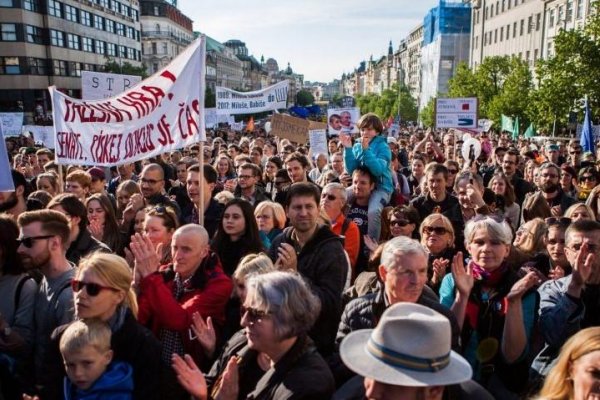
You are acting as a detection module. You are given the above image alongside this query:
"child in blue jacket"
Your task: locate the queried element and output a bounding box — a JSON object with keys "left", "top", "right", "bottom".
{"left": 60, "top": 319, "right": 133, "bottom": 400}
{"left": 342, "top": 113, "right": 393, "bottom": 241}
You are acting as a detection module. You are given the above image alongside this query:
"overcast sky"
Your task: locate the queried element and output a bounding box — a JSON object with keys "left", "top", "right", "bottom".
{"left": 177, "top": 0, "right": 440, "bottom": 83}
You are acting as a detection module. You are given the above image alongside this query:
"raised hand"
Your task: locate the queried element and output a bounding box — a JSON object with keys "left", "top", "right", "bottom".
{"left": 129, "top": 233, "right": 161, "bottom": 279}
{"left": 88, "top": 219, "right": 104, "bottom": 240}
{"left": 571, "top": 242, "right": 595, "bottom": 288}
{"left": 276, "top": 243, "right": 297, "bottom": 272}
{"left": 172, "top": 354, "right": 207, "bottom": 400}
{"left": 506, "top": 271, "right": 540, "bottom": 303}
{"left": 191, "top": 312, "right": 216, "bottom": 359}
{"left": 339, "top": 133, "right": 352, "bottom": 148}
{"left": 363, "top": 235, "right": 378, "bottom": 253}
{"left": 451, "top": 252, "right": 474, "bottom": 296}
{"left": 214, "top": 357, "right": 240, "bottom": 400}
{"left": 431, "top": 258, "right": 450, "bottom": 285}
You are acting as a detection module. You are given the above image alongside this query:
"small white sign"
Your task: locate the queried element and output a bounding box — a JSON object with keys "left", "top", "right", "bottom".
{"left": 435, "top": 97, "right": 478, "bottom": 129}
{"left": 81, "top": 71, "right": 142, "bottom": 100}
{"left": 0, "top": 112, "right": 24, "bottom": 136}
{"left": 309, "top": 129, "right": 328, "bottom": 157}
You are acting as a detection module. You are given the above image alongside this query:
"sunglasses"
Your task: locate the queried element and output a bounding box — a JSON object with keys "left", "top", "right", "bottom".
{"left": 321, "top": 193, "right": 337, "bottom": 201}
{"left": 545, "top": 217, "right": 572, "bottom": 226}
{"left": 390, "top": 219, "right": 410, "bottom": 227}
{"left": 448, "top": 169, "right": 458, "bottom": 174}
{"left": 422, "top": 226, "right": 448, "bottom": 235}
{"left": 241, "top": 306, "right": 270, "bottom": 324}
{"left": 71, "top": 280, "right": 118, "bottom": 297}
{"left": 17, "top": 235, "right": 55, "bottom": 248}
{"left": 570, "top": 151, "right": 582, "bottom": 155}
{"left": 581, "top": 175, "right": 596, "bottom": 182}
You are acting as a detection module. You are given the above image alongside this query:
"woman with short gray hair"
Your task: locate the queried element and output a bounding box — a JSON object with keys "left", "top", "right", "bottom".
{"left": 172, "top": 271, "right": 335, "bottom": 400}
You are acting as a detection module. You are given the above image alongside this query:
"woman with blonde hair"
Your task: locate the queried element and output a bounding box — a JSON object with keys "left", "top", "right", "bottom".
{"left": 514, "top": 217, "right": 547, "bottom": 258}
{"left": 565, "top": 202, "right": 595, "bottom": 222}
{"left": 534, "top": 327, "right": 600, "bottom": 400}
{"left": 40, "top": 252, "right": 162, "bottom": 400}
{"left": 419, "top": 213, "right": 456, "bottom": 292}
{"left": 254, "top": 201, "right": 286, "bottom": 250}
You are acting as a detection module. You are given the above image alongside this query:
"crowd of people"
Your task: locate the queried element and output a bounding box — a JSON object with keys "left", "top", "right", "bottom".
{"left": 1, "top": 112, "right": 600, "bottom": 399}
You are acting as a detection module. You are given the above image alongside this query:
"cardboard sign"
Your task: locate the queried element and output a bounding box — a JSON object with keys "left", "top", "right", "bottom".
{"left": 271, "top": 114, "right": 326, "bottom": 144}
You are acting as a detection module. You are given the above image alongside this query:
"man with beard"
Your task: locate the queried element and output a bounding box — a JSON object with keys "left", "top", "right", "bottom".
{"left": 0, "top": 170, "right": 28, "bottom": 220}
{"left": 17, "top": 209, "right": 75, "bottom": 386}
{"left": 535, "top": 162, "right": 577, "bottom": 216}
{"left": 139, "top": 163, "right": 181, "bottom": 222}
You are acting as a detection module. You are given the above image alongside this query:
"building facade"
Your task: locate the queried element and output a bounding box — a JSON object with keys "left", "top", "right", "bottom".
{"left": 0, "top": 0, "right": 142, "bottom": 116}
{"left": 140, "top": 0, "right": 193, "bottom": 75}
{"left": 224, "top": 39, "right": 264, "bottom": 91}
{"left": 543, "top": 0, "right": 592, "bottom": 58}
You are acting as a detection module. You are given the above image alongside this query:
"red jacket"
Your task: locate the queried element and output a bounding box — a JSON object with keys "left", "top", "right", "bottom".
{"left": 138, "top": 251, "right": 233, "bottom": 364}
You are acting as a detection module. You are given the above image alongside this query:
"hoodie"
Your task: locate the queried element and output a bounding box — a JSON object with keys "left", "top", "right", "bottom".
{"left": 344, "top": 135, "right": 393, "bottom": 194}
{"left": 63, "top": 361, "right": 133, "bottom": 400}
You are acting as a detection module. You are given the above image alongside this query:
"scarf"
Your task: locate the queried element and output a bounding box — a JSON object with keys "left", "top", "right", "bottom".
{"left": 159, "top": 273, "right": 185, "bottom": 365}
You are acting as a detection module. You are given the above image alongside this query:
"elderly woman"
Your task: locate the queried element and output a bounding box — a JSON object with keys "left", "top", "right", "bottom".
{"left": 419, "top": 214, "right": 457, "bottom": 292}
{"left": 172, "top": 271, "right": 335, "bottom": 400}
{"left": 514, "top": 218, "right": 547, "bottom": 259}
{"left": 440, "top": 216, "right": 539, "bottom": 396}
{"left": 565, "top": 202, "right": 595, "bottom": 222}
{"left": 254, "top": 201, "right": 286, "bottom": 251}
{"left": 534, "top": 327, "right": 600, "bottom": 400}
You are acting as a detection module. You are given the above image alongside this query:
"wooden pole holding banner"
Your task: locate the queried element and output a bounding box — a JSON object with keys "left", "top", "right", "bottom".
{"left": 197, "top": 34, "right": 206, "bottom": 227}
{"left": 198, "top": 142, "right": 204, "bottom": 226}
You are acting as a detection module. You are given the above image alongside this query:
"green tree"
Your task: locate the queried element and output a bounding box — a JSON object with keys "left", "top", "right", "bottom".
{"left": 296, "top": 90, "right": 315, "bottom": 106}
{"left": 355, "top": 84, "right": 418, "bottom": 122}
{"left": 103, "top": 58, "right": 148, "bottom": 78}
{"left": 420, "top": 97, "right": 436, "bottom": 128}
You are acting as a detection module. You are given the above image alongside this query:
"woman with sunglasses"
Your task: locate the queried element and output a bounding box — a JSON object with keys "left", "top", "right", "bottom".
{"left": 444, "top": 160, "right": 460, "bottom": 194}
{"left": 0, "top": 215, "right": 37, "bottom": 399}
{"left": 86, "top": 193, "right": 123, "bottom": 255}
{"left": 41, "top": 252, "right": 162, "bottom": 400}
{"left": 212, "top": 199, "right": 264, "bottom": 276}
{"left": 172, "top": 271, "right": 335, "bottom": 400}
{"left": 419, "top": 214, "right": 457, "bottom": 292}
{"left": 440, "top": 216, "right": 539, "bottom": 397}
{"left": 387, "top": 205, "right": 420, "bottom": 240}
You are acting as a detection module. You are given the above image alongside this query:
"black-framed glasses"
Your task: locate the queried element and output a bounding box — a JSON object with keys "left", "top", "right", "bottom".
{"left": 390, "top": 219, "right": 410, "bottom": 227}
{"left": 422, "top": 226, "right": 448, "bottom": 235}
{"left": 71, "top": 280, "right": 118, "bottom": 297}
{"left": 241, "top": 306, "right": 270, "bottom": 324}
{"left": 581, "top": 175, "right": 597, "bottom": 182}
{"left": 141, "top": 178, "right": 163, "bottom": 185}
{"left": 545, "top": 217, "right": 572, "bottom": 226}
{"left": 17, "top": 235, "right": 55, "bottom": 248}
{"left": 238, "top": 175, "right": 254, "bottom": 180}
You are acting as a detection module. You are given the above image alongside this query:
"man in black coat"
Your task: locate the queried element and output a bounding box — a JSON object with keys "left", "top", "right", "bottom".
{"left": 269, "top": 183, "right": 348, "bottom": 357}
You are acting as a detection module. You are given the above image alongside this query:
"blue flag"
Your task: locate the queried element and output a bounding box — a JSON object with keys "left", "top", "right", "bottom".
{"left": 581, "top": 96, "right": 595, "bottom": 153}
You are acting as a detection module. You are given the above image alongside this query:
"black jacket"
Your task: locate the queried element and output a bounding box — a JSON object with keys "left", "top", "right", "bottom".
{"left": 510, "top": 175, "right": 535, "bottom": 206}
{"left": 331, "top": 285, "right": 461, "bottom": 386}
{"left": 233, "top": 184, "right": 271, "bottom": 207}
{"left": 411, "top": 193, "right": 465, "bottom": 251}
{"left": 40, "top": 308, "right": 162, "bottom": 400}
{"left": 66, "top": 228, "right": 111, "bottom": 265}
{"left": 207, "top": 331, "right": 334, "bottom": 400}
{"left": 269, "top": 226, "right": 348, "bottom": 356}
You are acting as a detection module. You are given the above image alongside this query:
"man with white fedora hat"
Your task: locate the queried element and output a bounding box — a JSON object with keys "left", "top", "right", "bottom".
{"left": 340, "top": 302, "right": 492, "bottom": 400}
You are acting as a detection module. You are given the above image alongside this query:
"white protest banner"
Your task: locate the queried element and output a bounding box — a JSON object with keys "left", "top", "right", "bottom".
{"left": 205, "top": 108, "right": 234, "bottom": 128}
{"left": 309, "top": 129, "right": 328, "bottom": 157}
{"left": 216, "top": 80, "right": 288, "bottom": 115}
{"left": 327, "top": 107, "right": 360, "bottom": 135}
{"left": 50, "top": 37, "right": 206, "bottom": 166}
{"left": 22, "top": 125, "right": 55, "bottom": 148}
{"left": 0, "top": 113, "right": 24, "bottom": 136}
{"left": 230, "top": 122, "right": 244, "bottom": 131}
{"left": 0, "top": 125, "right": 13, "bottom": 191}
{"left": 82, "top": 71, "right": 142, "bottom": 100}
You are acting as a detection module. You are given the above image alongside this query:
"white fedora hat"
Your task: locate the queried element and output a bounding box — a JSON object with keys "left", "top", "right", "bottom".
{"left": 340, "top": 302, "right": 472, "bottom": 387}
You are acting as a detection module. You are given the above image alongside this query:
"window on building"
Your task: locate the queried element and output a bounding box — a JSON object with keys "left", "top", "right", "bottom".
{"left": 53, "top": 59, "right": 67, "bottom": 76}
{"left": 107, "top": 42, "right": 116, "bottom": 56}
{"left": 48, "top": 0, "right": 62, "bottom": 17}
{"left": 567, "top": 0, "right": 573, "bottom": 21}
{"left": 547, "top": 42, "right": 553, "bottom": 57}
{"left": 151, "top": 42, "right": 157, "bottom": 54}
{"left": 23, "top": 0, "right": 38, "bottom": 12}
{"left": 506, "top": 24, "right": 510, "bottom": 38}
{"left": 100, "top": 0, "right": 108, "bottom": 7}
{"left": 490, "top": 3, "right": 494, "bottom": 17}
{"left": 127, "top": 47, "right": 134, "bottom": 59}
{"left": 115, "top": 23, "right": 124, "bottom": 35}
{"left": 95, "top": 39, "right": 105, "bottom": 54}
{"left": 513, "top": 21, "right": 517, "bottom": 37}
{"left": 94, "top": 15, "right": 104, "bottom": 30}
{"left": 475, "top": 35, "right": 479, "bottom": 49}
{"left": 502, "top": 0, "right": 505, "bottom": 12}
{"left": 80, "top": 10, "right": 91, "bottom": 26}
{"left": 155, "top": 23, "right": 160, "bottom": 32}
{"left": 162, "top": 42, "right": 167, "bottom": 54}
{"left": 558, "top": 5, "right": 564, "bottom": 22}
{"left": 28, "top": 57, "right": 47, "bottom": 74}
{"left": 526, "top": 50, "right": 530, "bottom": 63}
{"left": 549, "top": 8, "right": 555, "bottom": 27}
{"left": 494, "top": 29, "right": 498, "bottom": 43}
{"left": 534, "top": 49, "right": 539, "bottom": 61}
{"left": 118, "top": 45, "right": 126, "bottom": 58}
{"left": 65, "top": 5, "right": 77, "bottom": 22}
{"left": 0, "top": 0, "right": 14, "bottom": 7}
{"left": 50, "top": 29, "right": 64, "bottom": 46}
{"left": 536, "top": 13, "right": 541, "bottom": 30}
{"left": 500, "top": 26, "right": 504, "bottom": 41}
{"left": 69, "top": 61, "right": 81, "bottom": 77}
{"left": 26, "top": 25, "right": 43, "bottom": 44}
{"left": 67, "top": 33, "right": 80, "bottom": 50}
{"left": 82, "top": 37, "right": 93, "bottom": 52}
{"left": 577, "top": 0, "right": 584, "bottom": 19}
{"left": 520, "top": 19, "right": 524, "bottom": 35}
{"left": 0, "top": 57, "right": 20, "bottom": 74}
{"left": 483, "top": 32, "right": 487, "bottom": 46}
{"left": 110, "top": 0, "right": 118, "bottom": 12}
{"left": 527, "top": 16, "right": 532, "bottom": 33}
{"left": 508, "top": 0, "right": 511, "bottom": 9}
{"left": 153, "top": 62, "right": 158, "bottom": 73}
{"left": 106, "top": 19, "right": 114, "bottom": 33}
{"left": 1, "top": 24, "right": 16, "bottom": 41}
{"left": 132, "top": 9, "right": 138, "bottom": 21}
{"left": 126, "top": 26, "right": 134, "bottom": 38}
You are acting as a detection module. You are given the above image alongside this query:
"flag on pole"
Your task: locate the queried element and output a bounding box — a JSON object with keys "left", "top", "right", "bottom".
{"left": 512, "top": 116, "right": 520, "bottom": 140}
{"left": 386, "top": 116, "right": 394, "bottom": 128}
{"left": 246, "top": 116, "right": 255, "bottom": 132}
{"left": 501, "top": 115, "right": 514, "bottom": 132}
{"left": 581, "top": 96, "right": 595, "bottom": 153}
{"left": 524, "top": 123, "right": 535, "bottom": 138}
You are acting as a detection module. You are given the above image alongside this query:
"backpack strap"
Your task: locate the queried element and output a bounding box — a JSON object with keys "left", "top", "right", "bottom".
{"left": 12, "top": 275, "right": 30, "bottom": 323}
{"left": 341, "top": 217, "right": 351, "bottom": 236}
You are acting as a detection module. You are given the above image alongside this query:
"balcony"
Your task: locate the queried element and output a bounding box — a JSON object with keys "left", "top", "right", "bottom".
{"left": 141, "top": 31, "right": 191, "bottom": 45}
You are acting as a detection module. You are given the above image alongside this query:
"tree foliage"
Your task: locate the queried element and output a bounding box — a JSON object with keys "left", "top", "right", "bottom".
{"left": 103, "top": 58, "right": 148, "bottom": 78}
{"left": 355, "top": 84, "right": 418, "bottom": 122}
{"left": 296, "top": 90, "right": 315, "bottom": 106}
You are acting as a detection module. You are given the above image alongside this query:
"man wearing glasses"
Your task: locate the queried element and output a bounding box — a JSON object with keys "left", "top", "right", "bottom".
{"left": 533, "top": 219, "right": 600, "bottom": 382}
{"left": 139, "top": 163, "right": 182, "bottom": 222}
{"left": 231, "top": 163, "right": 270, "bottom": 207}
{"left": 16, "top": 210, "right": 75, "bottom": 388}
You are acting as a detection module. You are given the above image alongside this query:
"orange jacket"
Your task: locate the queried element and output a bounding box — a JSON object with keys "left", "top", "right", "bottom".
{"left": 330, "top": 213, "right": 360, "bottom": 275}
